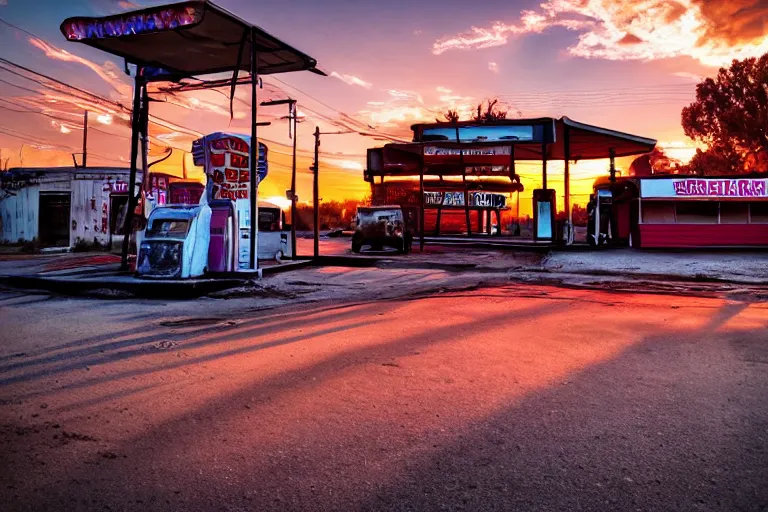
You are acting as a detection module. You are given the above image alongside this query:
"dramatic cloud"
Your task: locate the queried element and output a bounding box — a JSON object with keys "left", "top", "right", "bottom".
{"left": 334, "top": 159, "right": 364, "bottom": 171}
{"left": 432, "top": 0, "right": 768, "bottom": 67}
{"left": 386, "top": 89, "right": 424, "bottom": 104}
{"left": 356, "top": 86, "right": 476, "bottom": 132}
{"left": 672, "top": 71, "right": 704, "bottom": 81}
{"left": 0, "top": 1, "right": 8, "bottom": 6}
{"left": 488, "top": 61, "right": 499, "bottom": 73}
{"left": 28, "top": 37, "right": 132, "bottom": 97}
{"left": 330, "top": 71, "right": 373, "bottom": 89}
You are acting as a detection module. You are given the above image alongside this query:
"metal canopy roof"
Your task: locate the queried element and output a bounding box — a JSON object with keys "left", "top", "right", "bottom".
{"left": 60, "top": 0, "right": 324, "bottom": 78}
{"left": 408, "top": 117, "right": 656, "bottom": 159}
{"left": 369, "top": 117, "right": 657, "bottom": 177}
{"left": 555, "top": 117, "right": 657, "bottom": 160}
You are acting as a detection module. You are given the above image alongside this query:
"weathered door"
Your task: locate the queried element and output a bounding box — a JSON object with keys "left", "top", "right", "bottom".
{"left": 38, "top": 192, "right": 70, "bottom": 247}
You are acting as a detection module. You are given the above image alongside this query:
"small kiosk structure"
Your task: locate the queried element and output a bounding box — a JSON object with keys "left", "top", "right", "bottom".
{"left": 366, "top": 117, "right": 656, "bottom": 249}
{"left": 629, "top": 175, "right": 768, "bottom": 247}
{"left": 60, "top": 0, "right": 324, "bottom": 273}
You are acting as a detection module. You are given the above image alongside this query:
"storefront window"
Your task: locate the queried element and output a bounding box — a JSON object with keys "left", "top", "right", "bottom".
{"left": 421, "top": 124, "right": 537, "bottom": 143}
{"left": 675, "top": 202, "right": 718, "bottom": 224}
{"left": 642, "top": 202, "right": 675, "bottom": 223}
{"left": 720, "top": 202, "right": 749, "bottom": 224}
{"left": 750, "top": 202, "right": 768, "bottom": 223}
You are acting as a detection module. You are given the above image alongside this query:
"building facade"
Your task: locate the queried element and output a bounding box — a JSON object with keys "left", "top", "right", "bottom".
{"left": 0, "top": 167, "right": 141, "bottom": 249}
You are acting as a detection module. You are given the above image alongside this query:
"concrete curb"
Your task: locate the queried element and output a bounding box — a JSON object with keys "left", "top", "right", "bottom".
{"left": 0, "top": 260, "right": 314, "bottom": 299}
{"left": 0, "top": 274, "right": 246, "bottom": 299}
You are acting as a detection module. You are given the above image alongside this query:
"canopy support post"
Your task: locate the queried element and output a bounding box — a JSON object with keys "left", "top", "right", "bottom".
{"left": 541, "top": 132, "right": 548, "bottom": 190}
{"left": 564, "top": 124, "right": 572, "bottom": 245}
{"left": 609, "top": 148, "right": 616, "bottom": 183}
{"left": 120, "top": 71, "right": 144, "bottom": 271}
{"left": 419, "top": 148, "right": 424, "bottom": 252}
{"left": 455, "top": 126, "right": 471, "bottom": 236}
{"left": 249, "top": 30, "right": 258, "bottom": 271}
{"left": 290, "top": 101, "right": 298, "bottom": 258}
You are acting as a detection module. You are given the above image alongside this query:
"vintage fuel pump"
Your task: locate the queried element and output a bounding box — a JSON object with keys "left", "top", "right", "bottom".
{"left": 532, "top": 189, "right": 557, "bottom": 242}
{"left": 587, "top": 189, "right": 613, "bottom": 247}
{"left": 136, "top": 132, "right": 270, "bottom": 278}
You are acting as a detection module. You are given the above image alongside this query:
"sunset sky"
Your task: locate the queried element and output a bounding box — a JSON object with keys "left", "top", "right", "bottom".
{"left": 1, "top": 0, "right": 767, "bottom": 213}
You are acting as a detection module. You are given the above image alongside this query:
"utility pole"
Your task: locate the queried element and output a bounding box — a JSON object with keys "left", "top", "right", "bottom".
{"left": 313, "top": 126, "right": 320, "bottom": 258}
{"left": 82, "top": 110, "right": 88, "bottom": 168}
{"left": 310, "top": 128, "right": 351, "bottom": 259}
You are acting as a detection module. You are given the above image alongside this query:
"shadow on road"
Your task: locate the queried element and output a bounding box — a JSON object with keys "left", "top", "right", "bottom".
{"left": 2, "top": 290, "right": 767, "bottom": 511}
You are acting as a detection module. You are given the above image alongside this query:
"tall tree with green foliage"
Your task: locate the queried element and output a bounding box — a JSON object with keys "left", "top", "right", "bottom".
{"left": 681, "top": 53, "right": 768, "bottom": 174}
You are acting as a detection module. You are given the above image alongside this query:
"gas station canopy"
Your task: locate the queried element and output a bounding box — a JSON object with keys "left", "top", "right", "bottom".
{"left": 554, "top": 117, "right": 657, "bottom": 160}
{"left": 60, "top": 0, "right": 324, "bottom": 77}
{"left": 369, "top": 117, "right": 656, "bottom": 178}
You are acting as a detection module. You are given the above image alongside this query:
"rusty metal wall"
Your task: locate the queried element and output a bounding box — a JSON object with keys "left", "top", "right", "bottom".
{"left": 0, "top": 186, "right": 39, "bottom": 243}
{"left": 70, "top": 176, "right": 113, "bottom": 247}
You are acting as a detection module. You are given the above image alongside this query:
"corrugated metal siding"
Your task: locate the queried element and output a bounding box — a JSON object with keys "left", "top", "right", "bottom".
{"left": 639, "top": 224, "right": 768, "bottom": 247}
{"left": 70, "top": 178, "right": 112, "bottom": 247}
{"left": 0, "top": 186, "right": 39, "bottom": 243}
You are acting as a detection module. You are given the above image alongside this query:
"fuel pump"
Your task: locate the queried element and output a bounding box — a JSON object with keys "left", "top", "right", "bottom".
{"left": 587, "top": 189, "right": 613, "bottom": 247}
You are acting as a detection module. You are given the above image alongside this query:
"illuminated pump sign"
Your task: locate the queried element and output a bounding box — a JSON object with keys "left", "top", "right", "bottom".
{"left": 424, "top": 191, "right": 507, "bottom": 209}
{"left": 62, "top": 5, "right": 201, "bottom": 40}
{"left": 192, "top": 133, "right": 268, "bottom": 201}
{"left": 641, "top": 178, "right": 768, "bottom": 199}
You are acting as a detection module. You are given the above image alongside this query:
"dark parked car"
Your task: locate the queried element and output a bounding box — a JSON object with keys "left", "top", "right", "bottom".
{"left": 352, "top": 206, "right": 412, "bottom": 254}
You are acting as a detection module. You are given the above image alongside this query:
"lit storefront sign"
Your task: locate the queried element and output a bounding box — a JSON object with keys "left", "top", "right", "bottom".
{"left": 62, "top": 5, "right": 202, "bottom": 41}
{"left": 424, "top": 191, "right": 507, "bottom": 208}
{"left": 641, "top": 178, "right": 768, "bottom": 198}
{"left": 424, "top": 146, "right": 512, "bottom": 175}
{"left": 111, "top": 181, "right": 129, "bottom": 193}
{"left": 471, "top": 192, "right": 506, "bottom": 208}
{"left": 423, "top": 146, "right": 512, "bottom": 157}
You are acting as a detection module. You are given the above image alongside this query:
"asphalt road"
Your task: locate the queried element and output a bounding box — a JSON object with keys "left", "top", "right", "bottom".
{"left": 1, "top": 283, "right": 767, "bottom": 511}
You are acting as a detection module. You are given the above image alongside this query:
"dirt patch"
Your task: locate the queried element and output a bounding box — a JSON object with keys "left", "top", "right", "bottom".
{"left": 207, "top": 283, "right": 308, "bottom": 299}
{"left": 160, "top": 317, "right": 225, "bottom": 328}
{"left": 62, "top": 431, "right": 98, "bottom": 442}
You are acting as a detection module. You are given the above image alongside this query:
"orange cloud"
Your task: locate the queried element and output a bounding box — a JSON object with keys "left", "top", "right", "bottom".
{"left": 27, "top": 37, "right": 131, "bottom": 97}
{"left": 330, "top": 72, "right": 373, "bottom": 89}
{"left": 432, "top": 0, "right": 768, "bottom": 67}
{"left": 356, "top": 86, "right": 480, "bottom": 133}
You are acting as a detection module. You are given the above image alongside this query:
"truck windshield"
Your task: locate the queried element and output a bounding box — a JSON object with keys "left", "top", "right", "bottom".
{"left": 358, "top": 211, "right": 399, "bottom": 225}
{"left": 146, "top": 219, "right": 190, "bottom": 238}
{"left": 259, "top": 209, "right": 281, "bottom": 231}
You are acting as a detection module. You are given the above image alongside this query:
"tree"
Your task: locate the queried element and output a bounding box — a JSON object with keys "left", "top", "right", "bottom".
{"left": 437, "top": 109, "right": 460, "bottom": 123}
{"left": 472, "top": 99, "right": 507, "bottom": 123}
{"left": 684, "top": 144, "right": 745, "bottom": 176}
{"left": 628, "top": 146, "right": 683, "bottom": 176}
{"left": 681, "top": 53, "right": 768, "bottom": 175}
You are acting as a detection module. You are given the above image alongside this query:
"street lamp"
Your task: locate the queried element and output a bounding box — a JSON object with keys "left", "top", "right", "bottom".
{"left": 261, "top": 98, "right": 298, "bottom": 258}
